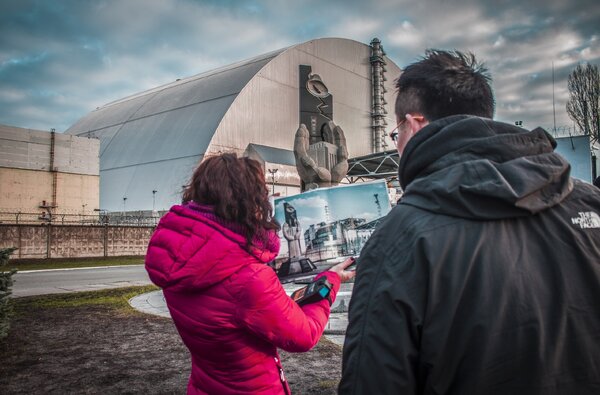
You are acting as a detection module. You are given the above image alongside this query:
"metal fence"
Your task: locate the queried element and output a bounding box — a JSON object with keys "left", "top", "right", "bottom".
{"left": 0, "top": 222, "right": 156, "bottom": 259}
{"left": 0, "top": 211, "right": 164, "bottom": 226}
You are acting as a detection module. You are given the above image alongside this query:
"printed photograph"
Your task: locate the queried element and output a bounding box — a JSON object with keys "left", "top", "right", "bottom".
{"left": 273, "top": 180, "right": 391, "bottom": 282}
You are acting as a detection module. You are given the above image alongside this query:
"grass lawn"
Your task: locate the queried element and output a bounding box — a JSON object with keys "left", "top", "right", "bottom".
{"left": 5, "top": 255, "right": 144, "bottom": 271}
{"left": 12, "top": 284, "right": 159, "bottom": 313}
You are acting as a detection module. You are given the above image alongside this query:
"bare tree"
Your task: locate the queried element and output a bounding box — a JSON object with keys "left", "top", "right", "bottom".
{"left": 566, "top": 63, "right": 600, "bottom": 144}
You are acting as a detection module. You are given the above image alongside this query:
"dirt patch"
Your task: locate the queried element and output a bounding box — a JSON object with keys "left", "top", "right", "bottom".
{"left": 0, "top": 296, "right": 343, "bottom": 394}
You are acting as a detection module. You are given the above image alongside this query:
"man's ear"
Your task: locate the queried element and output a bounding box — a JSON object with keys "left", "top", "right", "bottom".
{"left": 395, "top": 113, "right": 430, "bottom": 156}
{"left": 406, "top": 113, "right": 428, "bottom": 134}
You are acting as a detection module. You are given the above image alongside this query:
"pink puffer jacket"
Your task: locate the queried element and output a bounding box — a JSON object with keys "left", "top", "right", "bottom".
{"left": 145, "top": 203, "right": 340, "bottom": 394}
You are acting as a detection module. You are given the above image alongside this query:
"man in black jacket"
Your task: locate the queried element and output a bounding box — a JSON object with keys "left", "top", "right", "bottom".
{"left": 339, "top": 50, "right": 600, "bottom": 394}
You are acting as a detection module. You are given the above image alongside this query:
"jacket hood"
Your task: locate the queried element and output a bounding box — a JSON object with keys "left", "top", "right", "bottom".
{"left": 145, "top": 204, "right": 280, "bottom": 292}
{"left": 398, "top": 115, "right": 573, "bottom": 220}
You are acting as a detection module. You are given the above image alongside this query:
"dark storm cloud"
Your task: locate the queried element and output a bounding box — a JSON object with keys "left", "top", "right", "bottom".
{"left": 0, "top": 0, "right": 598, "bottom": 132}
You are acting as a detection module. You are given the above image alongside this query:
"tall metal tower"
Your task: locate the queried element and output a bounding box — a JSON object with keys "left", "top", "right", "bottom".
{"left": 370, "top": 38, "right": 388, "bottom": 152}
{"left": 374, "top": 193, "right": 382, "bottom": 218}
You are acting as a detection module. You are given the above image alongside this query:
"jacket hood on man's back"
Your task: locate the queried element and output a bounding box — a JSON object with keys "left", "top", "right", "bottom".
{"left": 145, "top": 205, "right": 279, "bottom": 292}
{"left": 398, "top": 115, "right": 574, "bottom": 220}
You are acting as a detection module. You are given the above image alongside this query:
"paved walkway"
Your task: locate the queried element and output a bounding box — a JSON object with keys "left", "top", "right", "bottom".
{"left": 129, "top": 282, "right": 352, "bottom": 346}
{"left": 12, "top": 265, "right": 151, "bottom": 298}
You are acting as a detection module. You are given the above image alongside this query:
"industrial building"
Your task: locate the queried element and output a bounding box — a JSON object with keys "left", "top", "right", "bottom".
{"left": 65, "top": 37, "right": 400, "bottom": 212}
{"left": 0, "top": 124, "right": 99, "bottom": 222}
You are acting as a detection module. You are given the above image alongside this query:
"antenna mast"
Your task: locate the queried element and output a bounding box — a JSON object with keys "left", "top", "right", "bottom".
{"left": 552, "top": 62, "right": 557, "bottom": 132}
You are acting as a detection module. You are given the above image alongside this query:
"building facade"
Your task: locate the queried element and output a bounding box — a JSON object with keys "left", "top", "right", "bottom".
{"left": 0, "top": 124, "right": 99, "bottom": 221}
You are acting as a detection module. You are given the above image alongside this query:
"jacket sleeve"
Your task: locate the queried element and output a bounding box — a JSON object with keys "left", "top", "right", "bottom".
{"left": 235, "top": 267, "right": 341, "bottom": 352}
{"left": 339, "top": 220, "right": 427, "bottom": 395}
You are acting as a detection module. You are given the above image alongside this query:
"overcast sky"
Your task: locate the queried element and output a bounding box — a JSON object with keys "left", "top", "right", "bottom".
{"left": 0, "top": 0, "right": 598, "bottom": 134}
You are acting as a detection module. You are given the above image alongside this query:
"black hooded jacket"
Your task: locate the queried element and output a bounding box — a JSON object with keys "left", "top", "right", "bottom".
{"left": 339, "top": 116, "right": 600, "bottom": 395}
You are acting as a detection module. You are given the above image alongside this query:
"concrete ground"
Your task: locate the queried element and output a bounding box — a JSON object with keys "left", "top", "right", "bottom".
{"left": 12, "top": 265, "right": 151, "bottom": 297}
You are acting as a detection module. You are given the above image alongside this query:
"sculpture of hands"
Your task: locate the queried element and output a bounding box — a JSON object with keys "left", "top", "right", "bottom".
{"left": 282, "top": 220, "right": 303, "bottom": 259}
{"left": 294, "top": 121, "right": 349, "bottom": 190}
{"left": 282, "top": 221, "right": 301, "bottom": 241}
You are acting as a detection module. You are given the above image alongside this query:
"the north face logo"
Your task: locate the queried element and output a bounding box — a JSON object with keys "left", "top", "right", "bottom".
{"left": 571, "top": 212, "right": 600, "bottom": 229}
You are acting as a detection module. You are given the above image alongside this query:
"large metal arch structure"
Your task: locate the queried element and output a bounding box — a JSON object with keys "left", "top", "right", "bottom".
{"left": 66, "top": 38, "right": 400, "bottom": 212}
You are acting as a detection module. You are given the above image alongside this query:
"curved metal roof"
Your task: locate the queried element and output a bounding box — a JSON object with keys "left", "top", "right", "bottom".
{"left": 65, "top": 38, "right": 400, "bottom": 212}
{"left": 65, "top": 48, "right": 286, "bottom": 211}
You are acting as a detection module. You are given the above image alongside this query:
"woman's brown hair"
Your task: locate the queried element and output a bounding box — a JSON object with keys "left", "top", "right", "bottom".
{"left": 182, "top": 153, "right": 280, "bottom": 245}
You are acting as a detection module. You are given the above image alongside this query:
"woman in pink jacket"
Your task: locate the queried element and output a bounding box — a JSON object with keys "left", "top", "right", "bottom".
{"left": 145, "top": 153, "right": 355, "bottom": 394}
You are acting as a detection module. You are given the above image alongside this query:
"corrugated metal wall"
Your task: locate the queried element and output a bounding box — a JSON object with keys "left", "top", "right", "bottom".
{"left": 210, "top": 38, "right": 399, "bottom": 159}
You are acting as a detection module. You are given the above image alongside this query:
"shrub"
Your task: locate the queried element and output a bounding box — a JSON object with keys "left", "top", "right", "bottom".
{"left": 0, "top": 247, "right": 18, "bottom": 339}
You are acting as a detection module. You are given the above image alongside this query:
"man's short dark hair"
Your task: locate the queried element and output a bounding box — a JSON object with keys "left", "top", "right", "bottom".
{"left": 395, "top": 49, "right": 495, "bottom": 121}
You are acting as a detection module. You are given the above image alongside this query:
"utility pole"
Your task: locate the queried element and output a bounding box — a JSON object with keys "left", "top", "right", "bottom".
{"left": 552, "top": 61, "right": 557, "bottom": 133}
{"left": 268, "top": 169, "right": 278, "bottom": 195}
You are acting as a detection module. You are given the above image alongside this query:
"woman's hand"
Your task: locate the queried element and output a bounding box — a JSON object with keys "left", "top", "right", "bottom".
{"left": 328, "top": 257, "right": 357, "bottom": 283}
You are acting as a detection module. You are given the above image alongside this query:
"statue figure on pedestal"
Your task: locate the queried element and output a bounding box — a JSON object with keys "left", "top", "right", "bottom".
{"left": 282, "top": 202, "right": 302, "bottom": 258}
{"left": 294, "top": 65, "right": 349, "bottom": 191}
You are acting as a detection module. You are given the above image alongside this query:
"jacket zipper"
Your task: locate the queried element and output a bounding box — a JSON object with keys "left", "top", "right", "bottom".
{"left": 275, "top": 357, "right": 290, "bottom": 395}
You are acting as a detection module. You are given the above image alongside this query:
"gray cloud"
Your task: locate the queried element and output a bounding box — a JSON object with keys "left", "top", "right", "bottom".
{"left": 0, "top": 0, "right": 598, "bottom": 133}
{"left": 372, "top": 0, "right": 599, "bottom": 130}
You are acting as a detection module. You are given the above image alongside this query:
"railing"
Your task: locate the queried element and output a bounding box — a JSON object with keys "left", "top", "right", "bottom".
{"left": 0, "top": 211, "right": 164, "bottom": 226}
